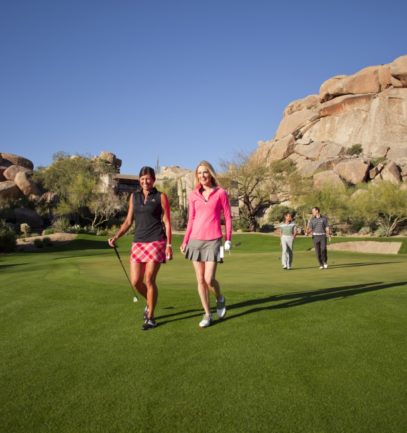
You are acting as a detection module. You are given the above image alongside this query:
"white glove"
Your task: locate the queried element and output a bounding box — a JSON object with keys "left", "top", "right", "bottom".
{"left": 224, "top": 240, "right": 232, "bottom": 251}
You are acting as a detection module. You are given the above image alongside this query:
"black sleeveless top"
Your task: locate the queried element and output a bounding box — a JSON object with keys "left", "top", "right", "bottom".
{"left": 133, "top": 188, "right": 166, "bottom": 242}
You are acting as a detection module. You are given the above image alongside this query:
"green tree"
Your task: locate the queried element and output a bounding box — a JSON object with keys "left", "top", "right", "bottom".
{"left": 350, "top": 182, "right": 407, "bottom": 236}
{"left": 221, "top": 153, "right": 275, "bottom": 232}
{"left": 88, "top": 189, "right": 128, "bottom": 229}
{"left": 33, "top": 154, "right": 118, "bottom": 226}
{"left": 293, "top": 184, "right": 350, "bottom": 232}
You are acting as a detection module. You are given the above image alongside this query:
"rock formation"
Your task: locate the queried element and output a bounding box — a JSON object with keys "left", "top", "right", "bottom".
{"left": 0, "top": 153, "right": 38, "bottom": 201}
{"left": 255, "top": 55, "right": 407, "bottom": 188}
{"left": 97, "top": 151, "right": 122, "bottom": 172}
{"left": 0, "top": 153, "right": 44, "bottom": 229}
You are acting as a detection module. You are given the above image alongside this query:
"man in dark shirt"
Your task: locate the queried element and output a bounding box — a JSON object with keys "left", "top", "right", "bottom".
{"left": 307, "top": 207, "right": 331, "bottom": 269}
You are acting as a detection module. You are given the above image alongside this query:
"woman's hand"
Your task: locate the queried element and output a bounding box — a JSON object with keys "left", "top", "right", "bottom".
{"left": 166, "top": 245, "right": 173, "bottom": 261}
{"left": 108, "top": 236, "right": 117, "bottom": 248}
{"left": 180, "top": 243, "right": 186, "bottom": 254}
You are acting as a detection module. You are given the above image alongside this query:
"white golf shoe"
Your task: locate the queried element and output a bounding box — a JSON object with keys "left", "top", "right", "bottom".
{"left": 199, "top": 314, "right": 213, "bottom": 328}
{"left": 216, "top": 296, "right": 226, "bottom": 319}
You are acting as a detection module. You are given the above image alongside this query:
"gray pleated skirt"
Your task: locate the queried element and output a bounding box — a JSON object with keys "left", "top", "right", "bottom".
{"left": 184, "top": 238, "right": 222, "bottom": 262}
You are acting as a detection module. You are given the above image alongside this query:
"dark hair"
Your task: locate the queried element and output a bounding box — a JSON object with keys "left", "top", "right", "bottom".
{"left": 139, "top": 166, "right": 156, "bottom": 180}
{"left": 312, "top": 206, "right": 320, "bottom": 212}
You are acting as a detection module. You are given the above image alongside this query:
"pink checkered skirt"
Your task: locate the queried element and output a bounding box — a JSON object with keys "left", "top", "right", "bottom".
{"left": 130, "top": 240, "right": 166, "bottom": 263}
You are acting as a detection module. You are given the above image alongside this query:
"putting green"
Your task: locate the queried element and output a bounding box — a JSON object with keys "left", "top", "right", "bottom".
{"left": 1, "top": 234, "right": 406, "bottom": 433}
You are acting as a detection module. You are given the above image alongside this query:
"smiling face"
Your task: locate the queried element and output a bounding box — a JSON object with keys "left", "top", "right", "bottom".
{"left": 139, "top": 174, "right": 155, "bottom": 192}
{"left": 197, "top": 165, "right": 213, "bottom": 188}
{"left": 285, "top": 213, "right": 293, "bottom": 223}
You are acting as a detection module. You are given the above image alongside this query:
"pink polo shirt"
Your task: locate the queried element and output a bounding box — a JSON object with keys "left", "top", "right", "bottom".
{"left": 183, "top": 186, "right": 232, "bottom": 245}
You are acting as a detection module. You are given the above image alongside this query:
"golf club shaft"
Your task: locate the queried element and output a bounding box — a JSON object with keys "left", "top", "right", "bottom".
{"left": 113, "top": 246, "right": 139, "bottom": 301}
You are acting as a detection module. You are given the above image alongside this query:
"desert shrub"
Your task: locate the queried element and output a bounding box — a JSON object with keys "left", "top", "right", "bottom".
{"left": 268, "top": 205, "right": 295, "bottom": 224}
{"left": 0, "top": 221, "right": 17, "bottom": 252}
{"left": 96, "top": 228, "right": 108, "bottom": 236}
{"left": 171, "top": 209, "right": 188, "bottom": 230}
{"left": 20, "top": 223, "right": 31, "bottom": 237}
{"left": 42, "top": 228, "right": 55, "bottom": 235}
{"left": 259, "top": 223, "right": 274, "bottom": 233}
{"left": 233, "top": 216, "right": 251, "bottom": 232}
{"left": 370, "top": 156, "right": 387, "bottom": 167}
{"left": 346, "top": 144, "right": 363, "bottom": 156}
{"left": 52, "top": 217, "right": 70, "bottom": 232}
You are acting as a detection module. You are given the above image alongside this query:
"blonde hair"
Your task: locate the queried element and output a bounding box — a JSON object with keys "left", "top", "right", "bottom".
{"left": 194, "top": 160, "right": 219, "bottom": 187}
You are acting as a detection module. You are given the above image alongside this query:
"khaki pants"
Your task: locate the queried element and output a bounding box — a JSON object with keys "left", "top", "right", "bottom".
{"left": 281, "top": 235, "right": 294, "bottom": 268}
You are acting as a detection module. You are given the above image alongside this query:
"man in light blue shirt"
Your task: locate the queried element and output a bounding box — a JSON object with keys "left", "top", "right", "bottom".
{"left": 279, "top": 212, "right": 297, "bottom": 270}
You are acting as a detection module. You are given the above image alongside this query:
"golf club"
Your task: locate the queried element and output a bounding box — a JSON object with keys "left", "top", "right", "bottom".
{"left": 113, "top": 245, "right": 138, "bottom": 302}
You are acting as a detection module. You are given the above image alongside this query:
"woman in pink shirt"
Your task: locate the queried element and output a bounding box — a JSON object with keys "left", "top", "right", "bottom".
{"left": 180, "top": 161, "right": 232, "bottom": 328}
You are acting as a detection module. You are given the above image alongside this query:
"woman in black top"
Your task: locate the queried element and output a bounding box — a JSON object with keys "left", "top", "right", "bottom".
{"left": 108, "top": 166, "right": 172, "bottom": 330}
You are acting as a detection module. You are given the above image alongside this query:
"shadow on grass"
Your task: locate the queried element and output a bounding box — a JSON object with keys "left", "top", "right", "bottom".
{"left": 157, "top": 281, "right": 407, "bottom": 326}
{"left": 39, "top": 238, "right": 110, "bottom": 252}
{"left": 290, "top": 261, "right": 402, "bottom": 270}
{"left": 0, "top": 263, "right": 30, "bottom": 269}
{"left": 223, "top": 281, "right": 407, "bottom": 321}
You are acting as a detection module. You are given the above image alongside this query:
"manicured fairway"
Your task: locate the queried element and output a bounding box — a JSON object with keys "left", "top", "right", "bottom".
{"left": 1, "top": 234, "right": 406, "bottom": 433}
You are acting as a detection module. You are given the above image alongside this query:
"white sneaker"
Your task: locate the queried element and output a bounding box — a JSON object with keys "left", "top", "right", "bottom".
{"left": 323, "top": 263, "right": 328, "bottom": 269}
{"left": 199, "top": 314, "right": 213, "bottom": 328}
{"left": 216, "top": 296, "right": 226, "bottom": 319}
{"left": 319, "top": 266, "right": 324, "bottom": 270}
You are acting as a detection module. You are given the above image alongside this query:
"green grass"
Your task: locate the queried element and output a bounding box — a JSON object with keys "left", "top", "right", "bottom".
{"left": 1, "top": 234, "right": 406, "bottom": 433}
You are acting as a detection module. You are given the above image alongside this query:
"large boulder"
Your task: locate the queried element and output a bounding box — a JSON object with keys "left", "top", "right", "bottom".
{"left": 98, "top": 151, "right": 122, "bottom": 171}
{"left": 319, "top": 65, "right": 392, "bottom": 102}
{"left": 268, "top": 135, "right": 296, "bottom": 161}
{"left": 0, "top": 166, "right": 7, "bottom": 181}
{"left": 14, "top": 171, "right": 41, "bottom": 199}
{"left": 294, "top": 141, "right": 325, "bottom": 160}
{"left": 0, "top": 153, "right": 34, "bottom": 170}
{"left": 284, "top": 94, "right": 320, "bottom": 116}
{"left": 313, "top": 170, "right": 344, "bottom": 189}
{"left": 380, "top": 161, "right": 401, "bottom": 184}
{"left": 334, "top": 159, "right": 369, "bottom": 184}
{"left": 0, "top": 181, "right": 22, "bottom": 200}
{"left": 390, "top": 55, "right": 407, "bottom": 86}
{"left": 3, "top": 165, "right": 33, "bottom": 181}
{"left": 275, "top": 108, "right": 318, "bottom": 140}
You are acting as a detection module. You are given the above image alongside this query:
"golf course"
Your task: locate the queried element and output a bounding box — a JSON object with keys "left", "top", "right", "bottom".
{"left": 1, "top": 234, "right": 406, "bottom": 433}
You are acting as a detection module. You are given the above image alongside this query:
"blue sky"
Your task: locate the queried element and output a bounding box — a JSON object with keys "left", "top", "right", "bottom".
{"left": 1, "top": 0, "right": 406, "bottom": 174}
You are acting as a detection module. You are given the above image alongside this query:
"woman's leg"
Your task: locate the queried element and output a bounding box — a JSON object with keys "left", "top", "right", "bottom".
{"left": 144, "top": 262, "right": 161, "bottom": 319}
{"left": 130, "top": 262, "right": 147, "bottom": 299}
{"left": 203, "top": 261, "right": 222, "bottom": 299}
{"left": 204, "top": 261, "right": 226, "bottom": 318}
{"left": 281, "top": 237, "right": 288, "bottom": 268}
{"left": 192, "top": 261, "right": 211, "bottom": 315}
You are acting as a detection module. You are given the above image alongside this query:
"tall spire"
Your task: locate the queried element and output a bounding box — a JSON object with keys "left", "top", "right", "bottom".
{"left": 155, "top": 156, "right": 160, "bottom": 174}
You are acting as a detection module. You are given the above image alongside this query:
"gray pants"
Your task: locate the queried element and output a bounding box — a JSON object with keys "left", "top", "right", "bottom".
{"left": 281, "top": 235, "right": 294, "bottom": 268}
{"left": 312, "top": 235, "right": 327, "bottom": 266}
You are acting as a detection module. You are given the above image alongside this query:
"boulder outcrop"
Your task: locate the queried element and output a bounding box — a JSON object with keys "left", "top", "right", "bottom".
{"left": 254, "top": 55, "right": 407, "bottom": 182}
{"left": 0, "top": 153, "right": 34, "bottom": 170}
{"left": 3, "top": 165, "right": 33, "bottom": 181}
{"left": 0, "top": 181, "right": 22, "bottom": 200}
{"left": 14, "top": 171, "right": 41, "bottom": 200}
